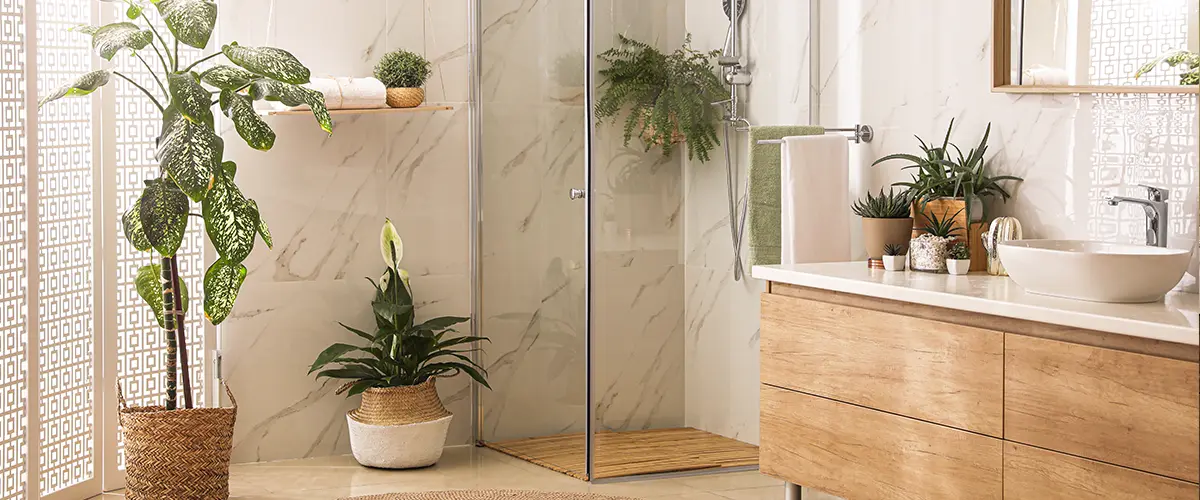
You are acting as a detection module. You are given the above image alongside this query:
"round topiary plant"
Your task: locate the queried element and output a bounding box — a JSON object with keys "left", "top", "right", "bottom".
{"left": 375, "top": 49, "right": 432, "bottom": 89}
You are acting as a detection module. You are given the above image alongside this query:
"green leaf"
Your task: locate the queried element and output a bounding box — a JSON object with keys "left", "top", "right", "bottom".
{"left": 202, "top": 172, "right": 257, "bottom": 264}
{"left": 156, "top": 0, "right": 217, "bottom": 49}
{"left": 126, "top": 2, "right": 143, "bottom": 19}
{"left": 139, "top": 179, "right": 190, "bottom": 256}
{"left": 309, "top": 343, "right": 362, "bottom": 374}
{"left": 344, "top": 380, "right": 383, "bottom": 396}
{"left": 248, "top": 199, "right": 272, "bottom": 248}
{"left": 315, "top": 366, "right": 379, "bottom": 380}
{"left": 222, "top": 43, "right": 311, "bottom": 85}
{"left": 203, "top": 257, "right": 246, "bottom": 325}
{"left": 248, "top": 79, "right": 332, "bottom": 134}
{"left": 200, "top": 65, "right": 256, "bottom": 90}
{"left": 220, "top": 90, "right": 275, "bottom": 150}
{"left": 168, "top": 72, "right": 214, "bottom": 127}
{"left": 134, "top": 263, "right": 189, "bottom": 328}
{"left": 372, "top": 301, "right": 412, "bottom": 327}
{"left": 156, "top": 109, "right": 220, "bottom": 201}
{"left": 122, "top": 203, "right": 152, "bottom": 251}
{"left": 38, "top": 70, "right": 111, "bottom": 108}
{"left": 221, "top": 160, "right": 237, "bottom": 179}
{"left": 90, "top": 22, "right": 152, "bottom": 60}
{"left": 339, "top": 323, "right": 375, "bottom": 343}
{"left": 413, "top": 316, "right": 469, "bottom": 332}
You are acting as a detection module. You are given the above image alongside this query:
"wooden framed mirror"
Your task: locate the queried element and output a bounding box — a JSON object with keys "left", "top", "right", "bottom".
{"left": 994, "top": 0, "right": 1199, "bottom": 93}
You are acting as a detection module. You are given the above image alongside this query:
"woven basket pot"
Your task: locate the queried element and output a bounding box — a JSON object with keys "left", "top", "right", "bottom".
{"left": 386, "top": 87, "right": 424, "bottom": 108}
{"left": 119, "top": 383, "right": 237, "bottom": 500}
{"left": 348, "top": 379, "right": 452, "bottom": 469}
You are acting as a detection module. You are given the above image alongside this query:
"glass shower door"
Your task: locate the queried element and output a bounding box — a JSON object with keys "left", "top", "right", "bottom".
{"left": 476, "top": 0, "right": 592, "bottom": 480}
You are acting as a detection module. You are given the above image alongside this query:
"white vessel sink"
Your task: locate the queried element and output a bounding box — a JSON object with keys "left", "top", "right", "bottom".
{"left": 998, "top": 240, "right": 1192, "bottom": 303}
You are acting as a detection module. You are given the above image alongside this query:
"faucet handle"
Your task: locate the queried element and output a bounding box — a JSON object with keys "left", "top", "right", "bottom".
{"left": 1137, "top": 184, "right": 1170, "bottom": 202}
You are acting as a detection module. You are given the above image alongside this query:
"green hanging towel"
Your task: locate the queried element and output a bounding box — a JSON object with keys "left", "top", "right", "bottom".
{"left": 747, "top": 125, "right": 826, "bottom": 266}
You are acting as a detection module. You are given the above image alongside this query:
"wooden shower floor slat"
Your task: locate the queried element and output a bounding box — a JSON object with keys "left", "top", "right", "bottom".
{"left": 483, "top": 427, "right": 759, "bottom": 480}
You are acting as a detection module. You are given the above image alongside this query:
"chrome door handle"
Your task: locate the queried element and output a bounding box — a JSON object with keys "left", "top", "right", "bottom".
{"left": 569, "top": 188, "right": 586, "bottom": 200}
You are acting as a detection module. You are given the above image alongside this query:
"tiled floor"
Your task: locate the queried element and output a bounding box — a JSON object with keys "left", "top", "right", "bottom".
{"left": 89, "top": 446, "right": 827, "bottom": 499}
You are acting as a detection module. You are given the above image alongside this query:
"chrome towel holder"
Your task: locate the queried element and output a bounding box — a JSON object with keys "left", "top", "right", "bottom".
{"left": 754, "top": 124, "right": 874, "bottom": 144}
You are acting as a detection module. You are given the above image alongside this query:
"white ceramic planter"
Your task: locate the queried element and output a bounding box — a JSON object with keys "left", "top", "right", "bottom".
{"left": 883, "top": 255, "right": 906, "bottom": 271}
{"left": 946, "top": 259, "right": 971, "bottom": 275}
{"left": 347, "top": 413, "right": 452, "bottom": 469}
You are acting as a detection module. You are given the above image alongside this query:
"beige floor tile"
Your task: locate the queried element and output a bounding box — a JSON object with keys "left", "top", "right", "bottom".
{"left": 673, "top": 471, "right": 780, "bottom": 492}
{"left": 713, "top": 485, "right": 782, "bottom": 500}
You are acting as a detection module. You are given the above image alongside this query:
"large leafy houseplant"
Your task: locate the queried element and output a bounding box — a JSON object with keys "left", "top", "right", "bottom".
{"left": 40, "top": 0, "right": 332, "bottom": 410}
{"left": 872, "top": 119, "right": 1022, "bottom": 223}
{"left": 308, "top": 220, "right": 489, "bottom": 396}
{"left": 596, "top": 34, "right": 725, "bottom": 162}
{"left": 1136, "top": 49, "right": 1200, "bottom": 86}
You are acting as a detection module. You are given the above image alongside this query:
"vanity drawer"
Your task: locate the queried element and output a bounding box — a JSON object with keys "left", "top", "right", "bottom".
{"left": 1003, "top": 442, "right": 1199, "bottom": 500}
{"left": 760, "top": 384, "right": 1002, "bottom": 500}
{"left": 1004, "top": 334, "right": 1200, "bottom": 482}
{"left": 760, "top": 293, "right": 1004, "bottom": 436}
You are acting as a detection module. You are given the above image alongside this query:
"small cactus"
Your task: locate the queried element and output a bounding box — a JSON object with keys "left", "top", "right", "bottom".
{"left": 883, "top": 243, "right": 906, "bottom": 256}
{"left": 949, "top": 241, "right": 970, "bottom": 260}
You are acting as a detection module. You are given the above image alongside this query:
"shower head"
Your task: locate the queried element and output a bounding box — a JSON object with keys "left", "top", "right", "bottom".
{"left": 723, "top": 0, "right": 747, "bottom": 20}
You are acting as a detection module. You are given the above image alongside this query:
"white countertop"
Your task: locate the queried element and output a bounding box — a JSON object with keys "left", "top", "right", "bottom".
{"left": 753, "top": 262, "right": 1200, "bottom": 346}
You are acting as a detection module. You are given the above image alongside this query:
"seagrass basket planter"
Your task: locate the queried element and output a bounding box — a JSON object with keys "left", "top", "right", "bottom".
{"left": 347, "top": 378, "right": 453, "bottom": 469}
{"left": 386, "top": 87, "right": 425, "bottom": 108}
{"left": 119, "top": 383, "right": 237, "bottom": 500}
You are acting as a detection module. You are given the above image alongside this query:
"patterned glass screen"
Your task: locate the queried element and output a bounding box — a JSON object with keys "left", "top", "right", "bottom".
{"left": 1089, "top": 0, "right": 1193, "bottom": 86}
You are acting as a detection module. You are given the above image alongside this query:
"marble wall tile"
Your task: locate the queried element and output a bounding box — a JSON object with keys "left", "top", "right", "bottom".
{"left": 219, "top": 0, "right": 475, "bottom": 463}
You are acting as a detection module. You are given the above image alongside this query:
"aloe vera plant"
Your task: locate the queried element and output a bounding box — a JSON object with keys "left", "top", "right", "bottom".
{"left": 919, "top": 208, "right": 965, "bottom": 239}
{"left": 852, "top": 189, "right": 912, "bottom": 218}
{"left": 40, "top": 0, "right": 331, "bottom": 410}
{"left": 883, "top": 243, "right": 905, "bottom": 257}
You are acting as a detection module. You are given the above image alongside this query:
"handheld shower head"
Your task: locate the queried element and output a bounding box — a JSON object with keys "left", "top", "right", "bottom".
{"left": 720, "top": 0, "right": 747, "bottom": 66}
{"left": 723, "top": 0, "right": 747, "bottom": 20}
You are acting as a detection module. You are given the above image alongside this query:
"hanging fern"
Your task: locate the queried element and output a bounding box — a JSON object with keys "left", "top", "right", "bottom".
{"left": 596, "top": 34, "right": 725, "bottom": 162}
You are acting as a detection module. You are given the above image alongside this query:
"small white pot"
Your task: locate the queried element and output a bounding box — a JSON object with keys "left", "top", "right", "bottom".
{"left": 883, "top": 255, "right": 906, "bottom": 271}
{"left": 947, "top": 259, "right": 971, "bottom": 275}
{"left": 347, "top": 413, "right": 452, "bottom": 469}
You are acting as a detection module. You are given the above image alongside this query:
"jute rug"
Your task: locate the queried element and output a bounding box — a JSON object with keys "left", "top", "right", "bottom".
{"left": 343, "top": 490, "right": 640, "bottom": 500}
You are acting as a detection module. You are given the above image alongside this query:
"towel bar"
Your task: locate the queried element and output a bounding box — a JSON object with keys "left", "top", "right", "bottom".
{"left": 755, "top": 124, "right": 874, "bottom": 144}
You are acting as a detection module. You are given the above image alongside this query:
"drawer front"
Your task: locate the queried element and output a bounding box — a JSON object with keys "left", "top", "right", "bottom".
{"left": 1005, "top": 334, "right": 1200, "bottom": 482}
{"left": 760, "top": 384, "right": 1002, "bottom": 500}
{"left": 1003, "top": 442, "right": 1199, "bottom": 500}
{"left": 761, "top": 293, "right": 1004, "bottom": 436}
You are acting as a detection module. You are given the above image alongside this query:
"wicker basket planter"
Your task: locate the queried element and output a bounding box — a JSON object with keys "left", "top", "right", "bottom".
{"left": 347, "top": 379, "right": 452, "bottom": 469}
{"left": 119, "top": 383, "right": 237, "bottom": 500}
{"left": 386, "top": 87, "right": 425, "bottom": 108}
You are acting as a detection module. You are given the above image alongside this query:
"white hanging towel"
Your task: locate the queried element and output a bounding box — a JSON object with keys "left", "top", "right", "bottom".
{"left": 780, "top": 134, "right": 851, "bottom": 265}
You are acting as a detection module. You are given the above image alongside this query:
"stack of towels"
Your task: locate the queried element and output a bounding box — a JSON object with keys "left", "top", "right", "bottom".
{"left": 272, "top": 76, "right": 389, "bottom": 111}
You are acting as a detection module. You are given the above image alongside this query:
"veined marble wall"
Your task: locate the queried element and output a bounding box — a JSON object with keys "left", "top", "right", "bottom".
{"left": 478, "top": 0, "right": 688, "bottom": 442}
{"left": 217, "top": 0, "right": 473, "bottom": 463}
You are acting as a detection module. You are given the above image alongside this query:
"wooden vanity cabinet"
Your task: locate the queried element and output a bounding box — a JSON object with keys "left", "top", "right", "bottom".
{"left": 760, "top": 283, "right": 1200, "bottom": 500}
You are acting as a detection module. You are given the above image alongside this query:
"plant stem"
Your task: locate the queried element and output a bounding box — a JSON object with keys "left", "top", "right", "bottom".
{"left": 160, "top": 257, "right": 178, "bottom": 410}
{"left": 174, "top": 38, "right": 180, "bottom": 72}
{"left": 133, "top": 52, "right": 168, "bottom": 99}
{"left": 113, "top": 71, "right": 165, "bottom": 113}
{"left": 141, "top": 12, "right": 174, "bottom": 71}
{"left": 169, "top": 256, "right": 194, "bottom": 409}
{"left": 183, "top": 52, "right": 223, "bottom": 73}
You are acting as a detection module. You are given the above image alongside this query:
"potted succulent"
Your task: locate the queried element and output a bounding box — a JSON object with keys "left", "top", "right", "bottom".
{"left": 375, "top": 49, "right": 432, "bottom": 108}
{"left": 309, "top": 220, "right": 489, "bottom": 469}
{"left": 910, "top": 209, "right": 963, "bottom": 273}
{"left": 882, "top": 243, "right": 907, "bottom": 272}
{"left": 947, "top": 241, "right": 971, "bottom": 275}
{"left": 853, "top": 189, "right": 913, "bottom": 267}
{"left": 595, "top": 34, "right": 726, "bottom": 162}
{"left": 40, "top": 1, "right": 330, "bottom": 497}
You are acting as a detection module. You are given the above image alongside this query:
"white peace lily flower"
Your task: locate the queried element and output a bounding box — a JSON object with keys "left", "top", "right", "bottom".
{"left": 380, "top": 218, "right": 404, "bottom": 269}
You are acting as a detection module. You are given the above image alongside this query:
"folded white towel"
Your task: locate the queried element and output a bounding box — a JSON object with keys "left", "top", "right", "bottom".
{"left": 780, "top": 134, "right": 850, "bottom": 265}
{"left": 282, "top": 76, "right": 389, "bottom": 110}
{"left": 1022, "top": 65, "right": 1070, "bottom": 86}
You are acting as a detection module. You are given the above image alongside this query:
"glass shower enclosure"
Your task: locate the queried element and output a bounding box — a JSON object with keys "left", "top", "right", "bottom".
{"left": 473, "top": 0, "right": 759, "bottom": 481}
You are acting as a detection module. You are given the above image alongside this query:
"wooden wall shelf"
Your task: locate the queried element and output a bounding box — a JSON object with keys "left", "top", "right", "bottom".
{"left": 259, "top": 105, "right": 454, "bottom": 116}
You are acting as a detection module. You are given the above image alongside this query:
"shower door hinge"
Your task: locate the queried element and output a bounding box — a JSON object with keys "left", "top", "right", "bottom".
{"left": 569, "top": 188, "right": 586, "bottom": 200}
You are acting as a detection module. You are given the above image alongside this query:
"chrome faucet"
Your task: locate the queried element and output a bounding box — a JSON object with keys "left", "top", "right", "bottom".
{"left": 1106, "top": 185, "right": 1170, "bottom": 247}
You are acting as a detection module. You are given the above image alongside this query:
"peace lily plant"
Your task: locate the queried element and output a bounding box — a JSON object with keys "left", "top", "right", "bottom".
{"left": 39, "top": 0, "right": 332, "bottom": 411}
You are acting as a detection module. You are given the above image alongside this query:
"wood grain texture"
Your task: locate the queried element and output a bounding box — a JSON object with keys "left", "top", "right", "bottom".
{"left": 770, "top": 284, "right": 1199, "bottom": 362}
{"left": 1005, "top": 334, "right": 1200, "bottom": 482}
{"left": 1003, "top": 442, "right": 1199, "bottom": 500}
{"left": 760, "top": 385, "right": 1003, "bottom": 500}
{"left": 761, "top": 293, "right": 1004, "bottom": 436}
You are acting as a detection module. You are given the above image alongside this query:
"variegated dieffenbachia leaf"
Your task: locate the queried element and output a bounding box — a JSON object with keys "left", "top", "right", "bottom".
{"left": 249, "top": 79, "right": 332, "bottom": 134}
{"left": 222, "top": 43, "right": 311, "bottom": 85}
{"left": 138, "top": 178, "right": 190, "bottom": 256}
{"left": 155, "top": 0, "right": 216, "bottom": 49}
{"left": 221, "top": 160, "right": 237, "bottom": 179}
{"left": 220, "top": 89, "right": 275, "bottom": 151}
{"left": 99, "top": 0, "right": 144, "bottom": 19}
{"left": 122, "top": 203, "right": 152, "bottom": 251}
{"left": 204, "top": 257, "right": 246, "bottom": 325}
{"left": 89, "top": 22, "right": 153, "bottom": 60}
{"left": 135, "top": 263, "right": 189, "bottom": 329}
{"left": 71, "top": 24, "right": 100, "bottom": 35}
{"left": 38, "top": 70, "right": 110, "bottom": 108}
{"left": 168, "top": 72, "right": 214, "bottom": 127}
{"left": 156, "top": 109, "right": 221, "bottom": 201}
{"left": 201, "top": 171, "right": 257, "bottom": 264}
{"left": 248, "top": 199, "right": 272, "bottom": 248}
{"left": 200, "top": 65, "right": 256, "bottom": 90}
